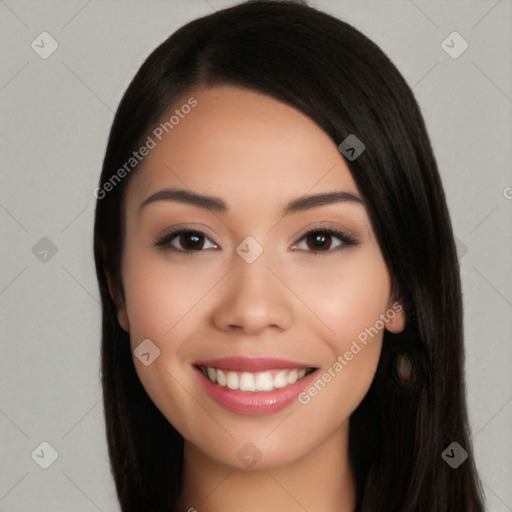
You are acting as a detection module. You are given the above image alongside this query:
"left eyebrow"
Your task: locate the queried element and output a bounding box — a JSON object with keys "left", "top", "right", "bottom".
{"left": 280, "top": 191, "right": 364, "bottom": 217}
{"left": 138, "top": 188, "right": 364, "bottom": 215}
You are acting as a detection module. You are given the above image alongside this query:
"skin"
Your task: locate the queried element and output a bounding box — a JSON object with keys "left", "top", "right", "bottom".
{"left": 109, "top": 84, "right": 405, "bottom": 512}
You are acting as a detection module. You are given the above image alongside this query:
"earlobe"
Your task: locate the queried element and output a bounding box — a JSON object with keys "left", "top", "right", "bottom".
{"left": 384, "top": 298, "right": 405, "bottom": 334}
{"left": 104, "top": 267, "right": 130, "bottom": 332}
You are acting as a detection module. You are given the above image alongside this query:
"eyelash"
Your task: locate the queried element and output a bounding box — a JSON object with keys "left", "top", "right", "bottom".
{"left": 153, "top": 224, "right": 358, "bottom": 256}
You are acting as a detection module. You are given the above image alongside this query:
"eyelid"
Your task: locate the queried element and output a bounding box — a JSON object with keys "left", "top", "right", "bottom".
{"left": 295, "top": 221, "right": 358, "bottom": 241}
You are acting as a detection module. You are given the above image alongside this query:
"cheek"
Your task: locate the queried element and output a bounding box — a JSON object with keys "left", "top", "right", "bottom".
{"left": 290, "top": 248, "right": 391, "bottom": 348}
{"left": 122, "top": 248, "right": 219, "bottom": 343}
{"left": 120, "top": 249, "right": 219, "bottom": 434}
{"left": 290, "top": 251, "right": 390, "bottom": 419}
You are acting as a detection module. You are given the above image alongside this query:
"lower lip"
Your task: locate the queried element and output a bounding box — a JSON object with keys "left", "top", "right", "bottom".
{"left": 194, "top": 366, "right": 318, "bottom": 415}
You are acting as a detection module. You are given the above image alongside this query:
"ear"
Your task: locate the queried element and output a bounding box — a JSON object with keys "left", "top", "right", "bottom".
{"left": 104, "top": 268, "right": 130, "bottom": 332}
{"left": 384, "top": 297, "right": 405, "bottom": 334}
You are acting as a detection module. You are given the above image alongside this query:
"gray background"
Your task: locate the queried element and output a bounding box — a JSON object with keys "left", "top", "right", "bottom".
{"left": 1, "top": 0, "right": 511, "bottom": 510}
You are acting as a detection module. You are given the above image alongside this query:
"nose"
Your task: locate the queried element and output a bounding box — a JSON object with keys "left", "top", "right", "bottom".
{"left": 211, "top": 251, "right": 294, "bottom": 335}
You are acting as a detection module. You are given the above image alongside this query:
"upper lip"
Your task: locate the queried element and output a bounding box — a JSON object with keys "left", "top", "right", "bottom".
{"left": 194, "top": 356, "right": 314, "bottom": 372}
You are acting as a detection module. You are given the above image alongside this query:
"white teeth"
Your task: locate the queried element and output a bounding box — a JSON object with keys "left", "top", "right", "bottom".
{"left": 216, "top": 369, "right": 227, "bottom": 387}
{"left": 273, "top": 370, "right": 288, "bottom": 389}
{"left": 286, "top": 369, "right": 298, "bottom": 384}
{"left": 226, "top": 371, "right": 239, "bottom": 390}
{"left": 202, "top": 366, "right": 312, "bottom": 392}
{"left": 239, "top": 372, "right": 256, "bottom": 391}
{"left": 255, "top": 372, "right": 274, "bottom": 391}
{"left": 207, "top": 367, "right": 217, "bottom": 382}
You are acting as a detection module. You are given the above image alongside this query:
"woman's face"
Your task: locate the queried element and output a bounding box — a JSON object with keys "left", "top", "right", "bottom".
{"left": 115, "top": 84, "right": 404, "bottom": 470}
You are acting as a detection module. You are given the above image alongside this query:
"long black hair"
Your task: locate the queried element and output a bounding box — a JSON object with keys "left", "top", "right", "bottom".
{"left": 93, "top": 1, "right": 485, "bottom": 510}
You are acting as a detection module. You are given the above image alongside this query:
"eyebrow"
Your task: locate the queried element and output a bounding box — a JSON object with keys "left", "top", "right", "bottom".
{"left": 139, "top": 188, "right": 364, "bottom": 216}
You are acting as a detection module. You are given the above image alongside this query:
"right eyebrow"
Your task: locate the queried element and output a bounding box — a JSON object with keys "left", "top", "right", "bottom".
{"left": 139, "top": 188, "right": 227, "bottom": 212}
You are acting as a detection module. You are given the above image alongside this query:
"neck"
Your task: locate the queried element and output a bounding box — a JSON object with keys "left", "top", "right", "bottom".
{"left": 174, "top": 423, "right": 356, "bottom": 512}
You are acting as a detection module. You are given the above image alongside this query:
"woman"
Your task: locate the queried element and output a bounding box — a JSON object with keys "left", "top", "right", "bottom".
{"left": 93, "top": 1, "right": 485, "bottom": 510}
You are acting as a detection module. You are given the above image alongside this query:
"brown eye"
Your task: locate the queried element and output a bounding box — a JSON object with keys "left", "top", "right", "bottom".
{"left": 178, "top": 232, "right": 204, "bottom": 250}
{"left": 154, "top": 229, "right": 218, "bottom": 253}
{"left": 305, "top": 231, "right": 333, "bottom": 251}
{"left": 293, "top": 227, "right": 358, "bottom": 254}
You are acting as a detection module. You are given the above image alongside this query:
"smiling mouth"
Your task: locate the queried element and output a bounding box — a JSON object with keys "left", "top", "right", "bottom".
{"left": 197, "top": 366, "right": 316, "bottom": 392}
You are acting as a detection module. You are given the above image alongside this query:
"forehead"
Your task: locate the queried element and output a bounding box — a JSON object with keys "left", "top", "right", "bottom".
{"left": 125, "top": 85, "right": 360, "bottom": 215}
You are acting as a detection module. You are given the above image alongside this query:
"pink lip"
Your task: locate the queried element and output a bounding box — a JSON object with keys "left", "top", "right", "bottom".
{"left": 194, "top": 356, "right": 312, "bottom": 372}
{"left": 193, "top": 358, "right": 318, "bottom": 416}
